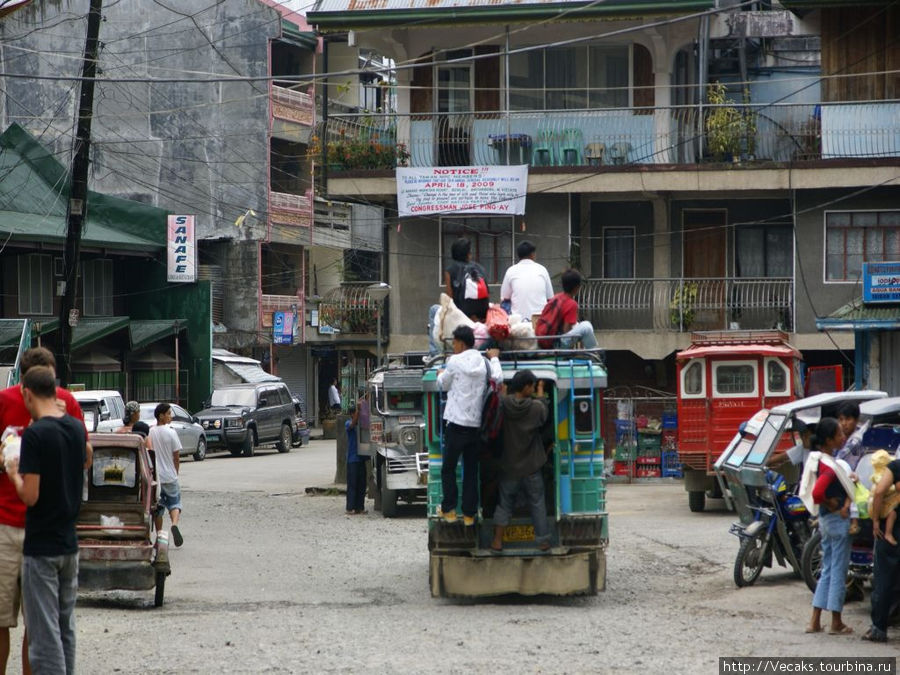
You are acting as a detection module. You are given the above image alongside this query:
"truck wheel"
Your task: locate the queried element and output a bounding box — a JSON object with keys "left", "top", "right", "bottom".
{"left": 734, "top": 532, "right": 767, "bottom": 587}
{"left": 242, "top": 430, "right": 255, "bottom": 457}
{"left": 229, "top": 445, "right": 242, "bottom": 457}
{"left": 276, "top": 423, "right": 292, "bottom": 453}
{"left": 688, "top": 490, "right": 705, "bottom": 512}
{"left": 381, "top": 479, "right": 398, "bottom": 518}
{"left": 154, "top": 570, "right": 166, "bottom": 608}
{"left": 801, "top": 529, "right": 822, "bottom": 593}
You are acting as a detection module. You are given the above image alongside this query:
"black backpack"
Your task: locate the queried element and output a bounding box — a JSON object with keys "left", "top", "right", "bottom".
{"left": 479, "top": 357, "right": 503, "bottom": 453}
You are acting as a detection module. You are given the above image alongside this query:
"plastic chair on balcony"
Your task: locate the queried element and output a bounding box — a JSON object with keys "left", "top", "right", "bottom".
{"left": 559, "top": 128, "right": 584, "bottom": 165}
{"left": 531, "top": 129, "right": 556, "bottom": 167}
{"left": 608, "top": 142, "right": 632, "bottom": 165}
{"left": 585, "top": 142, "right": 606, "bottom": 167}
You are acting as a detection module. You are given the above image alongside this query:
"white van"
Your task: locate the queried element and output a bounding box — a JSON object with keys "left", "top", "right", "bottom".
{"left": 72, "top": 390, "right": 126, "bottom": 432}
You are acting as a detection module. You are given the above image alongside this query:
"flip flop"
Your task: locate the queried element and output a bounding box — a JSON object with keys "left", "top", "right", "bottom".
{"left": 805, "top": 626, "right": 822, "bottom": 634}
{"left": 829, "top": 625, "right": 853, "bottom": 635}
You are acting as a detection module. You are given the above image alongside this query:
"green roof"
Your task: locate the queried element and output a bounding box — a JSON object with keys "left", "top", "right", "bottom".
{"left": 0, "top": 124, "right": 167, "bottom": 252}
{"left": 130, "top": 319, "right": 184, "bottom": 351}
{"left": 71, "top": 317, "right": 130, "bottom": 351}
{"left": 281, "top": 20, "right": 318, "bottom": 50}
{"left": 816, "top": 297, "right": 900, "bottom": 331}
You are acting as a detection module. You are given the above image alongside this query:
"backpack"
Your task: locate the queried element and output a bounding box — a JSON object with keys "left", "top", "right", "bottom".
{"left": 458, "top": 263, "right": 488, "bottom": 301}
{"left": 535, "top": 294, "right": 566, "bottom": 349}
{"left": 479, "top": 357, "right": 503, "bottom": 453}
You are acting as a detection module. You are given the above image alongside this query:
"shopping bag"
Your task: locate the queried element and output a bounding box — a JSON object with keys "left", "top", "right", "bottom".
{"left": 485, "top": 304, "right": 510, "bottom": 341}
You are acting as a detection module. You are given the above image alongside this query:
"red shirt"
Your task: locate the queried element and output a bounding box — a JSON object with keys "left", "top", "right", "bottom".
{"left": 812, "top": 463, "right": 847, "bottom": 508}
{"left": 0, "top": 386, "right": 86, "bottom": 528}
{"left": 556, "top": 293, "right": 579, "bottom": 326}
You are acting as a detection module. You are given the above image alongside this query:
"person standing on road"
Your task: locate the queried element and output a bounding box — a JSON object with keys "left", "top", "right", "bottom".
{"left": 328, "top": 379, "right": 342, "bottom": 413}
{"left": 0, "top": 347, "right": 88, "bottom": 675}
{"left": 345, "top": 405, "right": 368, "bottom": 515}
{"left": 436, "top": 327, "right": 501, "bottom": 526}
{"left": 7, "top": 366, "right": 86, "bottom": 675}
{"left": 148, "top": 403, "right": 184, "bottom": 547}
{"left": 500, "top": 241, "right": 554, "bottom": 322}
{"left": 115, "top": 401, "right": 141, "bottom": 434}
{"left": 490, "top": 371, "right": 551, "bottom": 552}
{"left": 805, "top": 418, "right": 854, "bottom": 636}
{"left": 835, "top": 403, "right": 865, "bottom": 470}
{"left": 863, "top": 454, "right": 900, "bottom": 642}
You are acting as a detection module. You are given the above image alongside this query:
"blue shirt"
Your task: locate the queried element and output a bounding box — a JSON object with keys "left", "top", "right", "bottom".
{"left": 346, "top": 420, "right": 363, "bottom": 463}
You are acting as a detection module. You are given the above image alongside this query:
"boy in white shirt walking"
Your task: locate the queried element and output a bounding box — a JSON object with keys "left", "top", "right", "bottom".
{"left": 149, "top": 403, "right": 184, "bottom": 547}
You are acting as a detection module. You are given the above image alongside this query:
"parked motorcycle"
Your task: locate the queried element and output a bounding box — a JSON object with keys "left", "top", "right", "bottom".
{"left": 732, "top": 469, "right": 813, "bottom": 587}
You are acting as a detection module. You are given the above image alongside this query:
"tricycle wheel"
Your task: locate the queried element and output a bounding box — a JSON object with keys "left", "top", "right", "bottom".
{"left": 154, "top": 569, "right": 166, "bottom": 608}
{"left": 688, "top": 490, "right": 705, "bottom": 513}
{"left": 734, "top": 532, "right": 767, "bottom": 588}
{"left": 276, "top": 423, "right": 292, "bottom": 453}
{"left": 801, "top": 529, "right": 822, "bottom": 593}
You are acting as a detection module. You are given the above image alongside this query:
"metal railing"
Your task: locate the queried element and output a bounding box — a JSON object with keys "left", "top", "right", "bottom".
{"left": 322, "top": 100, "right": 900, "bottom": 169}
{"left": 270, "top": 190, "right": 313, "bottom": 228}
{"left": 272, "top": 85, "right": 314, "bottom": 126}
{"left": 260, "top": 294, "right": 302, "bottom": 330}
{"left": 317, "top": 282, "right": 378, "bottom": 334}
{"left": 579, "top": 277, "right": 793, "bottom": 332}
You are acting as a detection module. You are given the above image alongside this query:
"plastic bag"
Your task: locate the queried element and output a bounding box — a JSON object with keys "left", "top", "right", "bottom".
{"left": 855, "top": 481, "right": 871, "bottom": 519}
{"left": 485, "top": 304, "right": 510, "bottom": 341}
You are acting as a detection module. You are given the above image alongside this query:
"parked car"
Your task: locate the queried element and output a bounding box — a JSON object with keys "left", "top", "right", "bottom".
{"left": 139, "top": 403, "right": 208, "bottom": 461}
{"left": 291, "top": 395, "right": 310, "bottom": 447}
{"left": 194, "top": 382, "right": 295, "bottom": 457}
{"left": 72, "top": 390, "right": 126, "bottom": 433}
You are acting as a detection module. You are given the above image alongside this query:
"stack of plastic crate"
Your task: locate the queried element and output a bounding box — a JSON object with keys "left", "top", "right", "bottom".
{"left": 613, "top": 419, "right": 634, "bottom": 476}
{"left": 636, "top": 429, "right": 661, "bottom": 477}
{"left": 661, "top": 412, "right": 680, "bottom": 477}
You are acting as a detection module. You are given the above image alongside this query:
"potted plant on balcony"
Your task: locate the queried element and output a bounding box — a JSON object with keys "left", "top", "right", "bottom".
{"left": 705, "top": 83, "right": 757, "bottom": 162}
{"left": 670, "top": 282, "right": 699, "bottom": 330}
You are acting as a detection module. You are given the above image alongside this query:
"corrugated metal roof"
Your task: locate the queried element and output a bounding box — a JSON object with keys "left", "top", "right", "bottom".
{"left": 816, "top": 297, "right": 900, "bottom": 331}
{"left": 221, "top": 362, "right": 282, "bottom": 384}
{"left": 130, "top": 320, "right": 184, "bottom": 351}
{"left": 309, "top": 0, "right": 714, "bottom": 28}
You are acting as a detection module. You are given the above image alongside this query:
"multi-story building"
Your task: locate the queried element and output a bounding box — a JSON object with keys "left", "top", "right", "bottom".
{"left": 308, "top": 0, "right": 900, "bottom": 390}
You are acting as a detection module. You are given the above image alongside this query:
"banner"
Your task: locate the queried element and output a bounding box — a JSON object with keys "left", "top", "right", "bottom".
{"left": 863, "top": 261, "right": 900, "bottom": 303}
{"left": 273, "top": 311, "right": 294, "bottom": 345}
{"left": 167, "top": 215, "right": 196, "bottom": 283}
{"left": 396, "top": 165, "right": 527, "bottom": 218}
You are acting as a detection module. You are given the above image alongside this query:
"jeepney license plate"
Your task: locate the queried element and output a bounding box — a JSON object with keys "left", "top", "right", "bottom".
{"left": 399, "top": 416, "right": 416, "bottom": 424}
{"left": 503, "top": 525, "right": 534, "bottom": 542}
{"left": 207, "top": 433, "right": 220, "bottom": 441}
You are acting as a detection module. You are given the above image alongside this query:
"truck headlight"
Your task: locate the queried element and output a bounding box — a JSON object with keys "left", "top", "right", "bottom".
{"left": 226, "top": 418, "right": 243, "bottom": 428}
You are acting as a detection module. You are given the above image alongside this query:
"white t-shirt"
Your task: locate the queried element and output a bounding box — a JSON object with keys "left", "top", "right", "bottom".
{"left": 500, "top": 259, "right": 554, "bottom": 319}
{"left": 149, "top": 424, "right": 182, "bottom": 484}
{"left": 786, "top": 443, "right": 810, "bottom": 467}
{"left": 328, "top": 385, "right": 341, "bottom": 407}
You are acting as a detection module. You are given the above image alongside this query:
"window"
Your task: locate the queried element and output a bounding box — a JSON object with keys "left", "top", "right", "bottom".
{"left": 440, "top": 216, "right": 514, "bottom": 284}
{"left": 82, "top": 259, "right": 113, "bottom": 316}
{"left": 765, "top": 358, "right": 790, "bottom": 396}
{"left": 509, "top": 45, "right": 630, "bottom": 111}
{"left": 603, "top": 227, "right": 634, "bottom": 279}
{"left": 825, "top": 210, "right": 900, "bottom": 281}
{"left": 681, "top": 360, "right": 705, "bottom": 397}
{"left": 17, "top": 254, "right": 52, "bottom": 315}
{"left": 713, "top": 361, "right": 758, "bottom": 397}
{"left": 735, "top": 226, "right": 792, "bottom": 277}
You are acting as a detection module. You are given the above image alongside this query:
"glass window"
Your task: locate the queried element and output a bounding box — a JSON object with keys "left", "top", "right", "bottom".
{"left": 210, "top": 389, "right": 256, "bottom": 408}
{"left": 715, "top": 364, "right": 756, "bottom": 395}
{"left": 17, "top": 254, "right": 52, "bottom": 315}
{"left": 603, "top": 227, "right": 634, "bottom": 279}
{"left": 508, "top": 51, "right": 544, "bottom": 111}
{"left": 825, "top": 211, "right": 900, "bottom": 281}
{"left": 683, "top": 361, "right": 703, "bottom": 396}
{"left": 440, "top": 216, "right": 514, "bottom": 284}
{"left": 386, "top": 392, "right": 423, "bottom": 412}
{"left": 766, "top": 360, "right": 788, "bottom": 394}
{"left": 83, "top": 259, "right": 113, "bottom": 316}
{"left": 745, "top": 414, "right": 787, "bottom": 465}
{"left": 736, "top": 226, "right": 792, "bottom": 277}
{"left": 589, "top": 46, "right": 629, "bottom": 108}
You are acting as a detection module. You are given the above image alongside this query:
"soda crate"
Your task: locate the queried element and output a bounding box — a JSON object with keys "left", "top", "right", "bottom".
{"left": 661, "top": 429, "right": 677, "bottom": 451}
{"left": 635, "top": 467, "right": 662, "bottom": 478}
{"left": 615, "top": 444, "right": 636, "bottom": 461}
{"left": 637, "top": 431, "right": 661, "bottom": 453}
{"left": 615, "top": 419, "right": 635, "bottom": 443}
{"left": 662, "top": 412, "right": 678, "bottom": 429}
{"left": 636, "top": 456, "right": 660, "bottom": 465}
{"left": 613, "top": 461, "right": 632, "bottom": 477}
{"left": 661, "top": 451, "right": 683, "bottom": 478}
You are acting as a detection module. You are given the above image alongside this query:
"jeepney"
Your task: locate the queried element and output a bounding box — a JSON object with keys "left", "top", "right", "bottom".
{"left": 424, "top": 349, "right": 608, "bottom": 598}
{"left": 368, "top": 353, "right": 429, "bottom": 517}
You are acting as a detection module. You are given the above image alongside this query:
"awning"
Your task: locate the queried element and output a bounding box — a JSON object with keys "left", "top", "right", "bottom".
{"left": 280, "top": 20, "right": 318, "bottom": 50}
{"left": 130, "top": 320, "right": 184, "bottom": 351}
{"left": 816, "top": 298, "right": 900, "bottom": 332}
{"left": 71, "top": 348, "right": 122, "bottom": 373}
{"left": 71, "top": 317, "right": 130, "bottom": 351}
{"left": 0, "top": 319, "right": 27, "bottom": 351}
{"left": 212, "top": 348, "right": 281, "bottom": 384}
{"left": 130, "top": 345, "right": 177, "bottom": 369}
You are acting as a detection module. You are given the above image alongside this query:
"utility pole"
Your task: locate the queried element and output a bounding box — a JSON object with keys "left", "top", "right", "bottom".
{"left": 57, "top": 0, "right": 103, "bottom": 386}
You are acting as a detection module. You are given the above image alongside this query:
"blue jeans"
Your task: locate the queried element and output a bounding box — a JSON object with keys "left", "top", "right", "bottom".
{"left": 346, "top": 460, "right": 367, "bottom": 512}
{"left": 493, "top": 471, "right": 550, "bottom": 544}
{"left": 812, "top": 511, "right": 851, "bottom": 613}
{"left": 23, "top": 554, "right": 78, "bottom": 675}
{"left": 559, "top": 321, "right": 598, "bottom": 349}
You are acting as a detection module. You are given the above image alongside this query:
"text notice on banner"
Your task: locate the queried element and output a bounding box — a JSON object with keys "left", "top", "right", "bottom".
{"left": 396, "top": 166, "right": 527, "bottom": 218}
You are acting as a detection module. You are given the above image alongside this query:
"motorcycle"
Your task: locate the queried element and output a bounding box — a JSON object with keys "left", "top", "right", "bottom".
{"left": 732, "top": 469, "right": 813, "bottom": 587}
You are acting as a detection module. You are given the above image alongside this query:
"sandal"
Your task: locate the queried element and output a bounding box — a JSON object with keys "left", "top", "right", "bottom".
{"left": 862, "top": 628, "right": 887, "bottom": 643}
{"left": 805, "top": 626, "right": 822, "bottom": 634}
{"left": 829, "top": 625, "right": 853, "bottom": 635}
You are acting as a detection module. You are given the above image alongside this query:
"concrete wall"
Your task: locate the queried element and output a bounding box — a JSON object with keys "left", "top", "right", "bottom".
{"left": 308, "top": 247, "right": 343, "bottom": 297}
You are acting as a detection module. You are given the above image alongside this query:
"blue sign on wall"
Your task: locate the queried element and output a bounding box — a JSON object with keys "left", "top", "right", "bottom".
{"left": 273, "top": 311, "right": 294, "bottom": 345}
{"left": 863, "top": 262, "right": 900, "bottom": 303}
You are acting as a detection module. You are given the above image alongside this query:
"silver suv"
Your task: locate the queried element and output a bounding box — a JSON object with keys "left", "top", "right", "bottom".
{"left": 194, "top": 382, "right": 296, "bottom": 457}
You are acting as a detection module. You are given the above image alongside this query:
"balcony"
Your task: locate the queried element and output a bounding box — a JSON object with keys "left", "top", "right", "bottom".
{"left": 312, "top": 283, "right": 378, "bottom": 340}
{"left": 322, "top": 101, "right": 900, "bottom": 171}
{"left": 272, "top": 85, "right": 314, "bottom": 127}
{"left": 260, "top": 293, "right": 303, "bottom": 342}
{"left": 270, "top": 190, "right": 313, "bottom": 228}
{"left": 579, "top": 277, "right": 793, "bottom": 332}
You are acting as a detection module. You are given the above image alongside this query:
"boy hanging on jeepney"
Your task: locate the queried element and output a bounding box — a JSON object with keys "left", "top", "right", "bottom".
{"left": 490, "top": 370, "right": 551, "bottom": 552}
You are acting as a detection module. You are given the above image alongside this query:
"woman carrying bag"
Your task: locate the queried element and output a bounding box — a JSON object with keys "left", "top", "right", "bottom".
{"left": 799, "top": 417, "right": 855, "bottom": 635}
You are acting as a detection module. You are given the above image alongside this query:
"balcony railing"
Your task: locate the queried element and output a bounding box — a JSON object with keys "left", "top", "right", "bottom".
{"left": 270, "top": 190, "right": 313, "bottom": 228}
{"left": 579, "top": 277, "right": 793, "bottom": 332}
{"left": 272, "top": 84, "right": 314, "bottom": 126}
{"left": 260, "top": 293, "right": 303, "bottom": 337}
{"left": 322, "top": 101, "right": 900, "bottom": 169}
{"left": 317, "top": 283, "right": 378, "bottom": 335}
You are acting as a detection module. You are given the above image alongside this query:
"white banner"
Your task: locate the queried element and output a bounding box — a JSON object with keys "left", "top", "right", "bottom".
{"left": 396, "top": 165, "right": 527, "bottom": 218}
{"left": 167, "top": 215, "right": 196, "bottom": 283}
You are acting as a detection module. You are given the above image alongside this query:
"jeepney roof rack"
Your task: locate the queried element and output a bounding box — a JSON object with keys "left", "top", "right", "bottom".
{"left": 424, "top": 346, "right": 606, "bottom": 369}
{"left": 689, "top": 330, "right": 790, "bottom": 346}
{"left": 384, "top": 352, "right": 430, "bottom": 368}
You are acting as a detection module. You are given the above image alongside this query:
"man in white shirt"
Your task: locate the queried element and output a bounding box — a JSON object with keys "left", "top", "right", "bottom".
{"left": 328, "top": 379, "right": 341, "bottom": 412}
{"left": 436, "top": 327, "right": 502, "bottom": 526}
{"left": 149, "top": 403, "right": 184, "bottom": 547}
{"left": 500, "top": 240, "right": 554, "bottom": 320}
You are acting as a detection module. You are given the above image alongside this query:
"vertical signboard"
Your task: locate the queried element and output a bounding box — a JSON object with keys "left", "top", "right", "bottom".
{"left": 167, "top": 215, "right": 196, "bottom": 283}
{"left": 273, "top": 310, "right": 294, "bottom": 345}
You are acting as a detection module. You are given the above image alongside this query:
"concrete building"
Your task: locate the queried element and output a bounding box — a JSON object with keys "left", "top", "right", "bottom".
{"left": 307, "top": 0, "right": 900, "bottom": 394}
